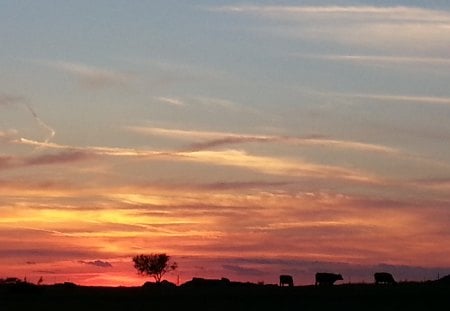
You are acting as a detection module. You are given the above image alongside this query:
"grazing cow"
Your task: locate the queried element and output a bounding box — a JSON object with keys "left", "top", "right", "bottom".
{"left": 315, "top": 273, "right": 343, "bottom": 286}
{"left": 279, "top": 275, "right": 294, "bottom": 287}
{"left": 374, "top": 272, "right": 396, "bottom": 285}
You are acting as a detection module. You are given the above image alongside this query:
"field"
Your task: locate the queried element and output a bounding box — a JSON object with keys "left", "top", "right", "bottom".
{"left": 1, "top": 280, "right": 449, "bottom": 311}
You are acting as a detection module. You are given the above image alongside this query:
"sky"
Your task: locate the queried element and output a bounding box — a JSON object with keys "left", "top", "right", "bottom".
{"left": 1, "top": 0, "right": 450, "bottom": 286}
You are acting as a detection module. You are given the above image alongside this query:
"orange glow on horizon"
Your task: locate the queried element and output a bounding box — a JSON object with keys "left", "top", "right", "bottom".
{"left": 1, "top": 156, "right": 449, "bottom": 286}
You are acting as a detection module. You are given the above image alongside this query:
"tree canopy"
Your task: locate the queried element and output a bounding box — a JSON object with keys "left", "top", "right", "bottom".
{"left": 132, "top": 253, "right": 177, "bottom": 283}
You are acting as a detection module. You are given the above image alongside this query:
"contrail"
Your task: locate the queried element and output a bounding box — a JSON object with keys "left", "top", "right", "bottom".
{"left": 1, "top": 94, "right": 55, "bottom": 144}
{"left": 23, "top": 103, "right": 55, "bottom": 143}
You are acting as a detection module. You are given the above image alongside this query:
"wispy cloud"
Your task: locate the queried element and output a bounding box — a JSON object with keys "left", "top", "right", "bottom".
{"left": 24, "top": 151, "right": 92, "bottom": 166}
{"left": 0, "top": 150, "right": 93, "bottom": 171}
{"left": 412, "top": 178, "right": 450, "bottom": 191}
{"left": 299, "top": 88, "right": 450, "bottom": 107}
{"left": 212, "top": 5, "right": 450, "bottom": 50}
{"left": 155, "top": 96, "right": 185, "bottom": 107}
{"left": 179, "top": 149, "right": 379, "bottom": 183}
{"left": 14, "top": 137, "right": 379, "bottom": 184}
{"left": 200, "top": 181, "right": 292, "bottom": 191}
{"left": 127, "top": 126, "right": 400, "bottom": 155}
{"left": 334, "top": 92, "right": 450, "bottom": 106}
{"left": 294, "top": 54, "right": 450, "bottom": 66}
{"left": 156, "top": 96, "right": 246, "bottom": 111}
{"left": 212, "top": 5, "right": 450, "bottom": 22}
{"left": 189, "top": 137, "right": 398, "bottom": 155}
{"left": 0, "top": 248, "right": 99, "bottom": 261}
{"left": 151, "top": 95, "right": 259, "bottom": 116}
{"left": 49, "top": 61, "right": 133, "bottom": 89}
{"left": 16, "top": 138, "right": 169, "bottom": 157}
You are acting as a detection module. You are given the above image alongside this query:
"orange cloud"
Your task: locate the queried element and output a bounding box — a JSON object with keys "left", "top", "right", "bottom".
{"left": 1, "top": 181, "right": 449, "bottom": 285}
{"left": 14, "top": 137, "right": 381, "bottom": 184}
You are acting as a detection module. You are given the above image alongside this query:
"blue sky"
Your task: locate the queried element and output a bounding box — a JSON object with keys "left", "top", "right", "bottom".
{"left": 1, "top": 1, "right": 450, "bottom": 286}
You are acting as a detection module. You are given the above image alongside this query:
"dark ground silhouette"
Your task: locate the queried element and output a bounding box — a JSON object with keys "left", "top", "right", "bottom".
{"left": 1, "top": 277, "right": 450, "bottom": 311}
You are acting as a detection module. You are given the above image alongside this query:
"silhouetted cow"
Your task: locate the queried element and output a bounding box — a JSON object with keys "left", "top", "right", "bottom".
{"left": 315, "top": 273, "right": 343, "bottom": 286}
{"left": 374, "top": 272, "right": 396, "bottom": 285}
{"left": 279, "top": 275, "right": 294, "bottom": 287}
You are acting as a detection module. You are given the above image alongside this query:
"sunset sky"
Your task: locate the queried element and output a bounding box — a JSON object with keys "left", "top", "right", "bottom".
{"left": 1, "top": 0, "right": 450, "bottom": 286}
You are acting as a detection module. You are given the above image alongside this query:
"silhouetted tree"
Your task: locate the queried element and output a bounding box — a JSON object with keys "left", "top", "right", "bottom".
{"left": 132, "top": 253, "right": 177, "bottom": 283}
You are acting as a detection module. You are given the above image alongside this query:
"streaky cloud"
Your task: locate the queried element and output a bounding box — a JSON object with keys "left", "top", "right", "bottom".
{"left": 335, "top": 92, "right": 450, "bottom": 106}
{"left": 15, "top": 137, "right": 381, "bottom": 184}
{"left": 16, "top": 138, "right": 174, "bottom": 158}
{"left": 211, "top": 5, "right": 450, "bottom": 50}
{"left": 293, "top": 54, "right": 450, "bottom": 66}
{"left": 127, "top": 126, "right": 400, "bottom": 155}
{"left": 190, "top": 136, "right": 399, "bottom": 155}
{"left": 178, "top": 149, "right": 380, "bottom": 184}
{"left": 155, "top": 96, "right": 185, "bottom": 107}
{"left": 48, "top": 60, "right": 133, "bottom": 89}
{"left": 123, "top": 180, "right": 295, "bottom": 193}
{"left": 212, "top": 5, "right": 450, "bottom": 22}
{"left": 0, "top": 150, "right": 93, "bottom": 171}
{"left": 0, "top": 248, "right": 100, "bottom": 261}
{"left": 24, "top": 151, "right": 92, "bottom": 166}
{"left": 411, "top": 178, "right": 450, "bottom": 190}
{"left": 201, "top": 181, "right": 292, "bottom": 191}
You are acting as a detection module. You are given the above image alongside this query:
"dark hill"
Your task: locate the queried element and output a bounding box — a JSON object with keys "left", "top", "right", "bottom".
{"left": 1, "top": 279, "right": 450, "bottom": 311}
